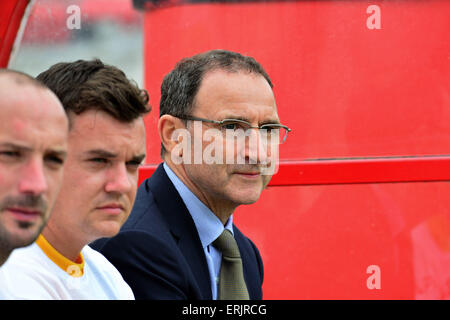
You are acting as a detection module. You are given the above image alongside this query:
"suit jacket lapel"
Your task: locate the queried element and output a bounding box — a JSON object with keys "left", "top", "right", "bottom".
{"left": 146, "top": 164, "right": 212, "bottom": 299}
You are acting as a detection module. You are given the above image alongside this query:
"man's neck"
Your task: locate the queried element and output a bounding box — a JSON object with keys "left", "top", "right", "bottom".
{"left": 164, "top": 160, "right": 237, "bottom": 225}
{"left": 41, "top": 225, "right": 84, "bottom": 262}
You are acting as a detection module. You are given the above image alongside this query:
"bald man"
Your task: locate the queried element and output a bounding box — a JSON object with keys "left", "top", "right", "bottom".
{"left": 0, "top": 69, "right": 68, "bottom": 266}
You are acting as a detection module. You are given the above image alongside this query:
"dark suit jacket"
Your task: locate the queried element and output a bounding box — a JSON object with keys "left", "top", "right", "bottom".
{"left": 91, "top": 163, "right": 264, "bottom": 300}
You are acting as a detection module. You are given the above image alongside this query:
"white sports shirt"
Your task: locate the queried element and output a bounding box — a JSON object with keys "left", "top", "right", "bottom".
{"left": 0, "top": 235, "right": 134, "bottom": 300}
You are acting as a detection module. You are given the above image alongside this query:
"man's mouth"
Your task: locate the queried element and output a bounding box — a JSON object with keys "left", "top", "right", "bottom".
{"left": 234, "top": 171, "right": 261, "bottom": 179}
{"left": 5, "top": 207, "right": 42, "bottom": 222}
{"left": 96, "top": 203, "right": 125, "bottom": 215}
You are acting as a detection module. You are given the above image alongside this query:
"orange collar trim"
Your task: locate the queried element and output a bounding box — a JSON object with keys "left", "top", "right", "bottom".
{"left": 36, "top": 234, "right": 85, "bottom": 277}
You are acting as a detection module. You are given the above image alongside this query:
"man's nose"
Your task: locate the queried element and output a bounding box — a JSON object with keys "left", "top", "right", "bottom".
{"left": 18, "top": 157, "right": 48, "bottom": 195}
{"left": 104, "top": 163, "right": 133, "bottom": 194}
{"left": 244, "top": 128, "right": 271, "bottom": 165}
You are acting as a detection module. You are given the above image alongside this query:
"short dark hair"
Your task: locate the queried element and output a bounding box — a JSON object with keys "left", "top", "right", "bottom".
{"left": 36, "top": 59, "right": 150, "bottom": 127}
{"left": 159, "top": 49, "right": 273, "bottom": 156}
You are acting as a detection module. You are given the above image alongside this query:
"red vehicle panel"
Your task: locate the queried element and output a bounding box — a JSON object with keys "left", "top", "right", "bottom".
{"left": 0, "top": 0, "right": 28, "bottom": 66}
{"left": 141, "top": 0, "right": 450, "bottom": 299}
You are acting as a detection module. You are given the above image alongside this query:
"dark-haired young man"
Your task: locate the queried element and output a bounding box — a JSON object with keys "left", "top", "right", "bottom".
{"left": 92, "top": 50, "right": 291, "bottom": 300}
{"left": 0, "top": 60, "right": 150, "bottom": 299}
{"left": 0, "top": 70, "right": 68, "bottom": 267}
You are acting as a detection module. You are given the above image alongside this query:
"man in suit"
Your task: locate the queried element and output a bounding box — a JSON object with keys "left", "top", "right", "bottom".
{"left": 92, "top": 49, "right": 291, "bottom": 299}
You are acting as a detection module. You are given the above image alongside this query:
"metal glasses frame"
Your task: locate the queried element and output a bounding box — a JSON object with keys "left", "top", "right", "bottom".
{"left": 177, "top": 115, "right": 292, "bottom": 144}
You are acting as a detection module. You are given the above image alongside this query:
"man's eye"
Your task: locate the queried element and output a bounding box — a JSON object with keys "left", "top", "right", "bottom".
{"left": 261, "top": 126, "right": 279, "bottom": 133}
{"left": 262, "top": 126, "right": 275, "bottom": 133}
{"left": 0, "top": 151, "right": 20, "bottom": 158}
{"left": 223, "top": 123, "right": 237, "bottom": 130}
{"left": 126, "top": 161, "right": 141, "bottom": 168}
{"left": 45, "top": 156, "right": 64, "bottom": 165}
{"left": 89, "top": 158, "right": 108, "bottom": 164}
{"left": 222, "top": 122, "right": 243, "bottom": 131}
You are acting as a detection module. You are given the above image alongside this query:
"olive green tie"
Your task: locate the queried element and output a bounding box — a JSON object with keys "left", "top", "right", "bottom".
{"left": 213, "top": 229, "right": 250, "bottom": 300}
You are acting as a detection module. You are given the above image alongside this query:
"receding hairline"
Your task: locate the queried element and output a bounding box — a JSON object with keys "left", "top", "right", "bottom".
{"left": 0, "top": 69, "right": 47, "bottom": 90}
{"left": 0, "top": 69, "right": 63, "bottom": 105}
{"left": 191, "top": 67, "right": 274, "bottom": 111}
{"left": 0, "top": 70, "right": 67, "bottom": 123}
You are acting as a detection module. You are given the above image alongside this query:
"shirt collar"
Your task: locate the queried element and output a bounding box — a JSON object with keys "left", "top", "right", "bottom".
{"left": 163, "top": 162, "right": 233, "bottom": 249}
{"left": 36, "top": 234, "right": 85, "bottom": 277}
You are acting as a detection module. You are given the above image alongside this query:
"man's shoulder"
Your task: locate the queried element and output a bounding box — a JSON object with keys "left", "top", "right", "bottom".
{"left": 82, "top": 245, "right": 116, "bottom": 268}
{"left": 0, "top": 243, "right": 49, "bottom": 270}
{"left": 81, "top": 245, "right": 134, "bottom": 298}
{"left": 90, "top": 198, "right": 174, "bottom": 255}
{"left": 0, "top": 244, "right": 62, "bottom": 299}
{"left": 233, "top": 225, "right": 255, "bottom": 247}
{"left": 122, "top": 164, "right": 177, "bottom": 229}
{"left": 123, "top": 178, "right": 157, "bottom": 224}
{"left": 119, "top": 179, "right": 167, "bottom": 231}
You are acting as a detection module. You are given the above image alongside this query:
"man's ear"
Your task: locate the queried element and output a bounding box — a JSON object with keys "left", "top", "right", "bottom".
{"left": 158, "top": 114, "right": 185, "bottom": 156}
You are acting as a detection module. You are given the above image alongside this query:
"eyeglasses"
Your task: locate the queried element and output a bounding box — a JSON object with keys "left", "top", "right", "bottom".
{"left": 177, "top": 115, "right": 291, "bottom": 144}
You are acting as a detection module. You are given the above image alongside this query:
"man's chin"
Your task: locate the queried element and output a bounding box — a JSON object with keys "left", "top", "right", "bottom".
{"left": 230, "top": 188, "right": 264, "bottom": 206}
{"left": 238, "top": 198, "right": 260, "bottom": 205}
{"left": 92, "top": 222, "right": 122, "bottom": 240}
{"left": 6, "top": 230, "right": 41, "bottom": 250}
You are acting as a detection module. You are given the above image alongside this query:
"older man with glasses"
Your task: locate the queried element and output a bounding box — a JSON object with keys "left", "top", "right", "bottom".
{"left": 92, "top": 49, "right": 291, "bottom": 300}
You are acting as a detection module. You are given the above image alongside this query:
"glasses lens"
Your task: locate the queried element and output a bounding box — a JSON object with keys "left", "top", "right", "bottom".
{"left": 221, "top": 121, "right": 288, "bottom": 144}
{"left": 261, "top": 126, "right": 288, "bottom": 144}
{"left": 280, "top": 128, "right": 288, "bottom": 144}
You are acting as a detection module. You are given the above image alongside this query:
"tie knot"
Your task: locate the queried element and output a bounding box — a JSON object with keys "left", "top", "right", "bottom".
{"left": 213, "top": 229, "right": 240, "bottom": 258}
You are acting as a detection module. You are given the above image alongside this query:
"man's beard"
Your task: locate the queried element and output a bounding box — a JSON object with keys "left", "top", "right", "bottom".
{"left": 0, "top": 194, "right": 48, "bottom": 253}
